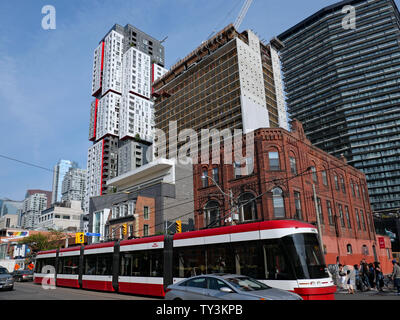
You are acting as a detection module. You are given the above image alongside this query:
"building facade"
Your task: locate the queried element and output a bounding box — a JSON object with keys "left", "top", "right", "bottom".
{"left": 193, "top": 120, "right": 393, "bottom": 273}
{"left": 36, "top": 200, "right": 84, "bottom": 232}
{"left": 52, "top": 160, "right": 78, "bottom": 204}
{"left": 277, "top": 0, "right": 400, "bottom": 214}
{"left": 87, "top": 159, "right": 194, "bottom": 243}
{"left": 61, "top": 167, "right": 87, "bottom": 204}
{"left": 21, "top": 190, "right": 52, "bottom": 229}
{"left": 85, "top": 24, "right": 167, "bottom": 213}
{"left": 0, "top": 199, "right": 23, "bottom": 217}
{"left": 152, "top": 24, "right": 288, "bottom": 158}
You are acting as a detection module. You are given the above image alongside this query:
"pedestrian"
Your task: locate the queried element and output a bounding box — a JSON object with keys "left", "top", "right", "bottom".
{"left": 360, "top": 259, "right": 371, "bottom": 290}
{"left": 338, "top": 264, "right": 346, "bottom": 289}
{"left": 391, "top": 259, "right": 400, "bottom": 295}
{"left": 374, "top": 261, "right": 384, "bottom": 292}
{"left": 368, "top": 263, "right": 376, "bottom": 289}
{"left": 354, "top": 264, "right": 362, "bottom": 291}
{"left": 346, "top": 269, "right": 355, "bottom": 294}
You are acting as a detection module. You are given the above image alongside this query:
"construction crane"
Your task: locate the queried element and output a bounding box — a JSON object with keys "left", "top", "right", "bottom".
{"left": 207, "top": 0, "right": 253, "bottom": 40}
{"left": 234, "top": 0, "right": 253, "bottom": 30}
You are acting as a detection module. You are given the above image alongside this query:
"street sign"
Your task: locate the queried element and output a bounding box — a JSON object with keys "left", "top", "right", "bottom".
{"left": 85, "top": 233, "right": 101, "bottom": 237}
{"left": 75, "top": 232, "right": 85, "bottom": 244}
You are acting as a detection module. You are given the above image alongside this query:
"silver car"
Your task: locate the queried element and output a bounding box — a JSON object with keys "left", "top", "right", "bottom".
{"left": 0, "top": 267, "right": 15, "bottom": 291}
{"left": 165, "top": 274, "right": 302, "bottom": 300}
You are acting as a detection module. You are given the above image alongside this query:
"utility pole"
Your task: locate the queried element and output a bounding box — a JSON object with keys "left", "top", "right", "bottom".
{"left": 312, "top": 183, "right": 324, "bottom": 255}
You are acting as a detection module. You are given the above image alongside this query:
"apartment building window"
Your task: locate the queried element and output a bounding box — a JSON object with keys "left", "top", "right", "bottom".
{"left": 340, "top": 176, "right": 346, "bottom": 194}
{"left": 311, "top": 166, "right": 318, "bottom": 183}
{"left": 347, "top": 244, "right": 353, "bottom": 255}
{"left": 144, "top": 206, "right": 149, "bottom": 220}
{"left": 350, "top": 180, "right": 355, "bottom": 197}
{"left": 294, "top": 191, "right": 302, "bottom": 220}
{"left": 338, "top": 204, "right": 345, "bottom": 227}
{"left": 202, "top": 169, "right": 209, "bottom": 187}
{"left": 360, "top": 209, "right": 366, "bottom": 231}
{"left": 322, "top": 170, "right": 328, "bottom": 186}
{"left": 268, "top": 151, "right": 280, "bottom": 171}
{"left": 289, "top": 156, "right": 297, "bottom": 175}
{"left": 143, "top": 224, "right": 149, "bottom": 237}
{"left": 334, "top": 175, "right": 339, "bottom": 191}
{"left": 317, "top": 197, "right": 324, "bottom": 224}
{"left": 272, "top": 188, "right": 285, "bottom": 218}
{"left": 345, "top": 206, "right": 352, "bottom": 229}
{"left": 238, "top": 193, "right": 257, "bottom": 222}
{"left": 212, "top": 167, "right": 219, "bottom": 184}
{"left": 355, "top": 209, "right": 361, "bottom": 230}
{"left": 129, "top": 225, "right": 133, "bottom": 238}
{"left": 327, "top": 200, "right": 334, "bottom": 225}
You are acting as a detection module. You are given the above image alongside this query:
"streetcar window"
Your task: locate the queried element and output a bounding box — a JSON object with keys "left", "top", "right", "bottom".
{"left": 84, "top": 254, "right": 113, "bottom": 275}
{"left": 262, "top": 240, "right": 296, "bottom": 280}
{"left": 232, "top": 242, "right": 262, "bottom": 279}
{"left": 36, "top": 258, "right": 56, "bottom": 273}
{"left": 58, "top": 256, "right": 79, "bottom": 275}
{"left": 206, "top": 244, "right": 234, "bottom": 275}
{"left": 120, "top": 250, "right": 163, "bottom": 277}
{"left": 281, "top": 233, "right": 329, "bottom": 279}
{"left": 173, "top": 246, "right": 206, "bottom": 278}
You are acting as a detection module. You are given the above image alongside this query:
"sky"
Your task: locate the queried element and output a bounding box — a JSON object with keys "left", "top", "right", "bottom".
{"left": 0, "top": 0, "right": 399, "bottom": 201}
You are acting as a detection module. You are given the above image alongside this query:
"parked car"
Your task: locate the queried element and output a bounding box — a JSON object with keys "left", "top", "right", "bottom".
{"left": 0, "top": 267, "right": 14, "bottom": 291}
{"left": 165, "top": 274, "right": 302, "bottom": 300}
{"left": 12, "top": 270, "right": 34, "bottom": 282}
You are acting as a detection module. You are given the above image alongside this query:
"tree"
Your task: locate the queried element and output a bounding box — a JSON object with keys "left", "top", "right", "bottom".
{"left": 18, "top": 230, "right": 65, "bottom": 255}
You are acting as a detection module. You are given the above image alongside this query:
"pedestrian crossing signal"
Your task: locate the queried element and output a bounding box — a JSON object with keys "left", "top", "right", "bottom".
{"left": 176, "top": 220, "right": 182, "bottom": 233}
{"left": 75, "top": 232, "right": 84, "bottom": 244}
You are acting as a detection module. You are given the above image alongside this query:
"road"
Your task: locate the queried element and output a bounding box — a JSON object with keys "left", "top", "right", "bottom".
{"left": 1, "top": 281, "right": 400, "bottom": 301}
{"left": 0, "top": 281, "right": 158, "bottom": 300}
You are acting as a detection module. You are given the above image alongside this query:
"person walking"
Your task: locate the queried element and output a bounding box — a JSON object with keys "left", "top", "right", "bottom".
{"left": 338, "top": 264, "right": 346, "bottom": 290}
{"left": 391, "top": 259, "right": 400, "bottom": 295}
{"left": 368, "top": 263, "right": 376, "bottom": 290}
{"left": 360, "top": 259, "right": 371, "bottom": 291}
{"left": 346, "top": 269, "right": 355, "bottom": 294}
{"left": 374, "top": 261, "right": 384, "bottom": 292}
{"left": 354, "top": 264, "right": 362, "bottom": 291}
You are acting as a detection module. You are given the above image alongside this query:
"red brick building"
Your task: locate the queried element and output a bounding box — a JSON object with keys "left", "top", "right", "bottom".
{"left": 193, "top": 120, "right": 393, "bottom": 273}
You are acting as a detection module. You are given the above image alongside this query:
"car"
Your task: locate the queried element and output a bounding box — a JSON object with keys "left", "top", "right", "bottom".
{"left": 0, "top": 267, "right": 15, "bottom": 291}
{"left": 12, "top": 269, "right": 34, "bottom": 282}
{"left": 165, "top": 274, "right": 303, "bottom": 300}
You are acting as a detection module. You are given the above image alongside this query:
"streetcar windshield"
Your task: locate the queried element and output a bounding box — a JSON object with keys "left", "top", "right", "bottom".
{"left": 281, "top": 233, "right": 329, "bottom": 279}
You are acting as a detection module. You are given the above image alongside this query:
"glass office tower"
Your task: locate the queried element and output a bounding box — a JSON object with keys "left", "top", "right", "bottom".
{"left": 52, "top": 160, "right": 78, "bottom": 204}
{"left": 277, "top": 0, "right": 400, "bottom": 213}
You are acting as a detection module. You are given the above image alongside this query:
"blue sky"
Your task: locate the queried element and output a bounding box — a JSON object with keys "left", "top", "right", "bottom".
{"left": 0, "top": 0, "right": 398, "bottom": 201}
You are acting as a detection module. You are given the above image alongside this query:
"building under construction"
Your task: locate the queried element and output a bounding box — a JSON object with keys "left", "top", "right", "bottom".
{"left": 152, "top": 24, "right": 288, "bottom": 156}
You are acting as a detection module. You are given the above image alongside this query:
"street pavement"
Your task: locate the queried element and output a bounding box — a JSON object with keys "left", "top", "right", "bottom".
{"left": 1, "top": 281, "right": 400, "bottom": 300}
{"left": 0, "top": 281, "right": 158, "bottom": 300}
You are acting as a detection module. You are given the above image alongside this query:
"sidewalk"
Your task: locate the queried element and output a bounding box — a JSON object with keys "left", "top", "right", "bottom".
{"left": 335, "top": 286, "right": 400, "bottom": 297}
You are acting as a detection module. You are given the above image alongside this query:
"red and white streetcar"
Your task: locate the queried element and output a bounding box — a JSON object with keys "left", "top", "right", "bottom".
{"left": 34, "top": 220, "right": 336, "bottom": 300}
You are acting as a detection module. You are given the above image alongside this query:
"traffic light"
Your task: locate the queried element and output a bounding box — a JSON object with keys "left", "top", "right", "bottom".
{"left": 122, "top": 223, "right": 127, "bottom": 236}
{"left": 176, "top": 220, "right": 182, "bottom": 233}
{"left": 75, "top": 232, "right": 84, "bottom": 244}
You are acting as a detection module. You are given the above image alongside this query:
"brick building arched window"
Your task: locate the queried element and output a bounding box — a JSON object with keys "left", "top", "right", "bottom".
{"left": 272, "top": 187, "right": 285, "bottom": 218}
{"left": 204, "top": 201, "right": 220, "bottom": 228}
